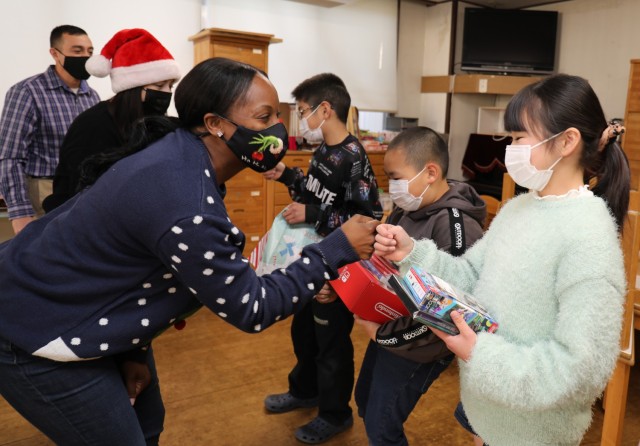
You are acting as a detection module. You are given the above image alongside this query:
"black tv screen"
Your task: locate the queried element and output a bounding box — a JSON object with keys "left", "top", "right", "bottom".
{"left": 461, "top": 8, "right": 558, "bottom": 75}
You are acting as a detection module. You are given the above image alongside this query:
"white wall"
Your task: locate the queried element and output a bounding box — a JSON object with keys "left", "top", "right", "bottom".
{"left": 418, "top": 1, "right": 451, "bottom": 133}
{"left": 396, "top": 0, "right": 427, "bottom": 119}
{"left": 205, "top": 0, "right": 398, "bottom": 111}
{"left": 3, "top": 0, "right": 634, "bottom": 130}
{"left": 418, "top": 0, "right": 640, "bottom": 130}
{"left": 413, "top": 0, "right": 640, "bottom": 180}
{"left": 0, "top": 0, "right": 200, "bottom": 114}
{"left": 0, "top": 0, "right": 397, "bottom": 116}
{"left": 535, "top": 0, "right": 640, "bottom": 120}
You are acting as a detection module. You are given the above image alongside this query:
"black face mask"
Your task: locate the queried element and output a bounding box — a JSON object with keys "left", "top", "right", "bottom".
{"left": 57, "top": 50, "right": 90, "bottom": 80}
{"left": 143, "top": 89, "right": 172, "bottom": 116}
{"left": 217, "top": 115, "right": 289, "bottom": 172}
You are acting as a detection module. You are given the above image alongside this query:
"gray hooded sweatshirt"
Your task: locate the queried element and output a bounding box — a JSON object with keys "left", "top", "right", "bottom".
{"left": 375, "top": 180, "right": 486, "bottom": 363}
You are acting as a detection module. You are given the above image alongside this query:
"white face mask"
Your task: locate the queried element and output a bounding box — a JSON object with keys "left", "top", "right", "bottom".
{"left": 299, "top": 105, "right": 325, "bottom": 144}
{"left": 505, "top": 132, "right": 563, "bottom": 191}
{"left": 389, "top": 166, "right": 430, "bottom": 211}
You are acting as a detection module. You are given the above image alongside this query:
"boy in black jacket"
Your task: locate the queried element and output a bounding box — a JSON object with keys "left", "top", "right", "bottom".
{"left": 263, "top": 73, "right": 383, "bottom": 444}
{"left": 354, "top": 126, "right": 486, "bottom": 446}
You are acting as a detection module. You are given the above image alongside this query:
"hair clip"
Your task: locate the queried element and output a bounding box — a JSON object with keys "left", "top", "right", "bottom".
{"left": 609, "top": 119, "right": 625, "bottom": 137}
{"left": 598, "top": 119, "right": 626, "bottom": 152}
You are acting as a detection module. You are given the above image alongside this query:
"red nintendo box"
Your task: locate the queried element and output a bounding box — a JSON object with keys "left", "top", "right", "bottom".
{"left": 330, "top": 255, "right": 410, "bottom": 324}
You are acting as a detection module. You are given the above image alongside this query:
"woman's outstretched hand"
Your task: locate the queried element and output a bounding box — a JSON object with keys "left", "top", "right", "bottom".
{"left": 374, "top": 224, "right": 414, "bottom": 263}
{"left": 430, "top": 311, "right": 477, "bottom": 362}
{"left": 341, "top": 215, "right": 380, "bottom": 259}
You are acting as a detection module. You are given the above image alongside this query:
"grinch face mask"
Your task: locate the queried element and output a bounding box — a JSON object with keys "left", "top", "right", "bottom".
{"left": 217, "top": 115, "right": 289, "bottom": 172}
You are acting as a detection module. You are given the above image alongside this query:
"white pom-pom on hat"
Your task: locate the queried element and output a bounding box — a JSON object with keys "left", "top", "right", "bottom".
{"left": 85, "top": 55, "right": 111, "bottom": 78}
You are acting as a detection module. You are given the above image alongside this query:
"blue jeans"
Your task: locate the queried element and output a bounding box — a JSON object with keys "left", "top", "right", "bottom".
{"left": 0, "top": 337, "right": 164, "bottom": 445}
{"left": 355, "top": 341, "right": 454, "bottom": 446}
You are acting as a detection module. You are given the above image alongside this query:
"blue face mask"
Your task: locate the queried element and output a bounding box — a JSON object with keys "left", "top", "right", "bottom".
{"left": 217, "top": 115, "right": 289, "bottom": 172}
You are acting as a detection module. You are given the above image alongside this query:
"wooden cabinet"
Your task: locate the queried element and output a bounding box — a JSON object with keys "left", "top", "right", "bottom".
{"left": 369, "top": 151, "right": 388, "bottom": 192}
{"left": 224, "top": 170, "right": 267, "bottom": 256}
{"left": 188, "top": 28, "right": 283, "bottom": 255}
{"left": 621, "top": 60, "right": 640, "bottom": 326}
{"left": 188, "top": 28, "right": 282, "bottom": 71}
{"left": 623, "top": 60, "right": 640, "bottom": 190}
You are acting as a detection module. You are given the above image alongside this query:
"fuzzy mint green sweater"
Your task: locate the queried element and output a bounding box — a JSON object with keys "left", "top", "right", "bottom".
{"left": 398, "top": 192, "right": 626, "bottom": 446}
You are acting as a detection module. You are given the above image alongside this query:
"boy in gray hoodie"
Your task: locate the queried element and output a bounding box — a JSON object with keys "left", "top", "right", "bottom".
{"left": 354, "top": 126, "right": 486, "bottom": 446}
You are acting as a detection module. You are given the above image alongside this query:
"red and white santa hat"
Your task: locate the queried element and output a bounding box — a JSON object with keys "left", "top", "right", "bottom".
{"left": 86, "top": 28, "right": 181, "bottom": 93}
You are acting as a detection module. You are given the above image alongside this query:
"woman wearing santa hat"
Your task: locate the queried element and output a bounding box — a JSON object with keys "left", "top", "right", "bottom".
{"left": 43, "top": 28, "right": 181, "bottom": 211}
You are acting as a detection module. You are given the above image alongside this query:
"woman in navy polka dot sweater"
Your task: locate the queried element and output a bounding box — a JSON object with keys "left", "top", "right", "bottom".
{"left": 0, "top": 58, "right": 379, "bottom": 445}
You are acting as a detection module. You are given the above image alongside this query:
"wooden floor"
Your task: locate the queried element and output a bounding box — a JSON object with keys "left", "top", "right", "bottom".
{"left": 2, "top": 310, "right": 640, "bottom": 446}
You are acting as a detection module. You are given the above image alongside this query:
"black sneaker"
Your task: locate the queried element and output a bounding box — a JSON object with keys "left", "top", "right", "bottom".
{"left": 294, "top": 415, "right": 354, "bottom": 444}
{"left": 264, "top": 392, "right": 318, "bottom": 413}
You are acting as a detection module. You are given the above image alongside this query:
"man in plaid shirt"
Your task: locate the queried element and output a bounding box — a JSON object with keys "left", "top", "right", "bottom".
{"left": 0, "top": 25, "right": 99, "bottom": 234}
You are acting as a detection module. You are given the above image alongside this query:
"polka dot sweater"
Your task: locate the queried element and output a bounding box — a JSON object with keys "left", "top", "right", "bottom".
{"left": 0, "top": 129, "right": 359, "bottom": 361}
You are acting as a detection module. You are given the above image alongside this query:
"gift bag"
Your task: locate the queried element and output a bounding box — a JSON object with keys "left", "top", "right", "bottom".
{"left": 250, "top": 211, "right": 323, "bottom": 276}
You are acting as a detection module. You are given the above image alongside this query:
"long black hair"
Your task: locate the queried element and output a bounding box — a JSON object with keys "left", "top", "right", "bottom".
{"left": 175, "top": 57, "right": 263, "bottom": 128}
{"left": 79, "top": 58, "right": 263, "bottom": 188}
{"left": 78, "top": 116, "right": 180, "bottom": 190}
{"left": 107, "top": 87, "right": 145, "bottom": 142}
{"left": 504, "top": 74, "right": 630, "bottom": 230}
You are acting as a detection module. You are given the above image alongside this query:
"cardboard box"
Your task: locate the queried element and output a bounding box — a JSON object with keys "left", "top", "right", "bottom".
{"left": 331, "top": 256, "right": 410, "bottom": 324}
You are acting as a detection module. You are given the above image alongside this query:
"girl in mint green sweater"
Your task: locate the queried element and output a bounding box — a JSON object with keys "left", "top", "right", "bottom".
{"left": 375, "top": 74, "right": 629, "bottom": 446}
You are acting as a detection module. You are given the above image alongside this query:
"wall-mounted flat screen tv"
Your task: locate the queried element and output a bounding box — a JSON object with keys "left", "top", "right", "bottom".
{"left": 461, "top": 8, "right": 559, "bottom": 75}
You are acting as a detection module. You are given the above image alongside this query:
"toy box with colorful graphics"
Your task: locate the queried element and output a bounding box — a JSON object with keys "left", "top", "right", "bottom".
{"left": 331, "top": 255, "right": 410, "bottom": 324}
{"left": 388, "top": 267, "right": 498, "bottom": 335}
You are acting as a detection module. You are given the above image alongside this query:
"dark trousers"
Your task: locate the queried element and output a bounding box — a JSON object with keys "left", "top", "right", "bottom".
{"left": 288, "top": 298, "right": 355, "bottom": 425}
{"left": 355, "top": 341, "right": 453, "bottom": 446}
{"left": 454, "top": 402, "right": 488, "bottom": 445}
{"left": 0, "top": 338, "right": 164, "bottom": 445}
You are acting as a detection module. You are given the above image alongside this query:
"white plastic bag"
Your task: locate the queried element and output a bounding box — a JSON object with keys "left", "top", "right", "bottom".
{"left": 250, "top": 211, "right": 323, "bottom": 276}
